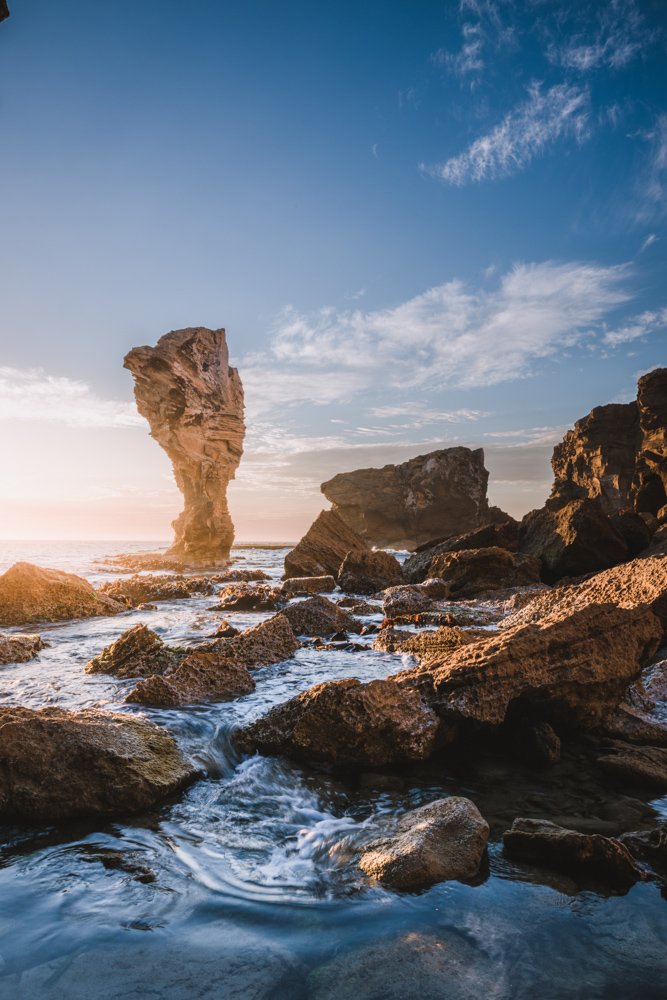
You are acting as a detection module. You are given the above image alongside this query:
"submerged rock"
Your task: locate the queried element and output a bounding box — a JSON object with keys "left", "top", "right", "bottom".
{"left": 503, "top": 818, "right": 642, "bottom": 893}
{"left": 235, "top": 677, "right": 440, "bottom": 766}
{"left": 124, "top": 327, "right": 245, "bottom": 564}
{"left": 359, "top": 797, "right": 489, "bottom": 891}
{"left": 429, "top": 546, "right": 540, "bottom": 597}
{"left": 0, "top": 707, "right": 197, "bottom": 821}
{"left": 280, "top": 575, "right": 336, "bottom": 595}
{"left": 85, "top": 624, "right": 181, "bottom": 679}
{"left": 280, "top": 595, "right": 362, "bottom": 637}
{"left": 0, "top": 562, "right": 124, "bottom": 627}
{"left": 0, "top": 632, "right": 45, "bottom": 665}
{"left": 337, "top": 549, "right": 404, "bottom": 595}
{"left": 321, "top": 447, "right": 510, "bottom": 550}
{"left": 284, "top": 509, "right": 369, "bottom": 580}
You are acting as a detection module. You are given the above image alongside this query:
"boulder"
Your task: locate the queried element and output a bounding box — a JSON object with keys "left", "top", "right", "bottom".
{"left": 280, "top": 595, "right": 362, "bottom": 637}
{"left": 0, "top": 633, "right": 44, "bottom": 665}
{"left": 321, "top": 447, "right": 510, "bottom": 550}
{"left": 503, "top": 818, "right": 642, "bottom": 892}
{"left": 382, "top": 585, "right": 433, "bottom": 618}
{"left": 598, "top": 704, "right": 667, "bottom": 746}
{"left": 124, "top": 327, "right": 245, "bottom": 564}
{"left": 0, "top": 562, "right": 124, "bottom": 627}
{"left": 373, "top": 625, "right": 488, "bottom": 659}
{"left": 619, "top": 824, "right": 667, "bottom": 874}
{"left": 215, "top": 583, "right": 285, "bottom": 611}
{"left": 126, "top": 615, "right": 298, "bottom": 706}
{"left": 394, "top": 604, "right": 662, "bottom": 730}
{"left": 337, "top": 549, "right": 404, "bottom": 594}
{"left": 280, "top": 575, "right": 336, "bottom": 595}
{"left": 519, "top": 498, "right": 628, "bottom": 583}
{"left": 235, "top": 678, "right": 440, "bottom": 767}
{"left": 358, "top": 797, "right": 489, "bottom": 891}
{"left": 596, "top": 740, "right": 667, "bottom": 789}
{"left": 284, "top": 509, "right": 369, "bottom": 580}
{"left": 85, "top": 624, "right": 181, "bottom": 679}
{"left": 98, "top": 573, "right": 216, "bottom": 607}
{"left": 428, "top": 547, "right": 540, "bottom": 597}
{"left": 0, "top": 707, "right": 197, "bottom": 821}
{"left": 403, "top": 519, "right": 519, "bottom": 582}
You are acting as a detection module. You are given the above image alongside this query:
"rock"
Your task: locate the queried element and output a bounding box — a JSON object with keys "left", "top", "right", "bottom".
{"left": 373, "top": 625, "right": 488, "bottom": 659}
{"left": 98, "top": 573, "right": 216, "bottom": 607}
{"left": 284, "top": 509, "right": 369, "bottom": 580}
{"left": 596, "top": 740, "right": 667, "bottom": 789}
{"left": 502, "top": 552, "right": 667, "bottom": 635}
{"left": 309, "top": 931, "right": 505, "bottom": 1000}
{"left": 550, "top": 367, "right": 667, "bottom": 518}
{"left": 215, "top": 583, "right": 285, "bottom": 611}
{"left": 382, "top": 585, "right": 433, "bottom": 617}
{"left": 336, "top": 598, "right": 382, "bottom": 615}
{"left": 210, "top": 618, "right": 239, "bottom": 638}
{"left": 418, "top": 577, "right": 452, "bottom": 599}
{"left": 0, "top": 562, "right": 124, "bottom": 627}
{"left": 337, "top": 549, "right": 404, "bottom": 594}
{"left": 619, "top": 824, "right": 667, "bottom": 874}
{"left": 403, "top": 519, "right": 519, "bottom": 582}
{"left": 280, "top": 595, "right": 362, "bottom": 637}
{"left": 235, "top": 678, "right": 440, "bottom": 767}
{"left": 321, "top": 447, "right": 510, "bottom": 550}
{"left": 428, "top": 547, "right": 540, "bottom": 597}
{"left": 280, "top": 575, "right": 336, "bottom": 595}
{"left": 394, "top": 604, "right": 662, "bottom": 731}
{"left": 126, "top": 615, "right": 298, "bottom": 706}
{"left": 0, "top": 707, "right": 197, "bottom": 821}
{"left": 503, "top": 817, "right": 642, "bottom": 892}
{"left": 511, "top": 719, "right": 561, "bottom": 767}
{"left": 519, "top": 498, "right": 628, "bottom": 583}
{"left": 0, "top": 3, "right": 8, "bottom": 24}
{"left": 85, "top": 624, "right": 181, "bottom": 679}
{"left": 124, "top": 327, "right": 244, "bottom": 564}
{"left": 598, "top": 704, "right": 667, "bottom": 746}
{"left": 0, "top": 633, "right": 45, "bottom": 665}
{"left": 372, "top": 627, "right": 415, "bottom": 652}
{"left": 359, "top": 797, "right": 489, "bottom": 891}
{"left": 610, "top": 509, "right": 654, "bottom": 557}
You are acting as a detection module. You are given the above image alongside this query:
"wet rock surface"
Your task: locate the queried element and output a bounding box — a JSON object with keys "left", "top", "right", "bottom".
{"left": 98, "top": 573, "right": 218, "bottom": 607}
{"left": 382, "top": 584, "right": 434, "bottom": 617}
{"left": 0, "top": 632, "right": 45, "bottom": 665}
{"left": 280, "top": 575, "right": 336, "bottom": 595}
{"left": 216, "top": 583, "right": 285, "bottom": 611}
{"left": 359, "top": 797, "right": 489, "bottom": 890}
{"left": 85, "top": 624, "right": 181, "bottom": 679}
{"left": 0, "top": 562, "right": 124, "bottom": 627}
{"left": 284, "top": 509, "right": 369, "bottom": 580}
{"left": 280, "top": 595, "right": 362, "bottom": 637}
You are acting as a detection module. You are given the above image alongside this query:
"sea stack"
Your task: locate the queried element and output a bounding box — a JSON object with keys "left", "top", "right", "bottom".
{"left": 125, "top": 327, "right": 245, "bottom": 565}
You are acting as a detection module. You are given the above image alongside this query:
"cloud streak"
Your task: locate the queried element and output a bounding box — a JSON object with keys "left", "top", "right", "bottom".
{"left": 0, "top": 367, "right": 142, "bottom": 428}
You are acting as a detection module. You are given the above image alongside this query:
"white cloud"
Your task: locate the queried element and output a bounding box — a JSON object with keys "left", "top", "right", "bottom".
{"left": 602, "top": 307, "right": 667, "bottom": 347}
{"left": 640, "top": 233, "right": 658, "bottom": 253}
{"left": 422, "top": 83, "right": 591, "bottom": 184}
{"left": 548, "top": 0, "right": 652, "bottom": 72}
{"left": 0, "top": 367, "right": 142, "bottom": 428}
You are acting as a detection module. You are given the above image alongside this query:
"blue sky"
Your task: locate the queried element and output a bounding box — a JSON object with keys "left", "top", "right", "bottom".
{"left": 0, "top": 0, "right": 666, "bottom": 540}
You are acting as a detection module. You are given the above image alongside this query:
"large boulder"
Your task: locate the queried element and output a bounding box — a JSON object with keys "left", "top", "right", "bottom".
{"left": 519, "top": 498, "right": 628, "bottom": 583}
{"left": 359, "top": 797, "right": 489, "bottom": 891}
{"left": 85, "top": 624, "right": 181, "bottom": 679}
{"left": 428, "top": 547, "right": 540, "bottom": 597}
{"left": 0, "top": 562, "right": 124, "bottom": 627}
{"left": 0, "top": 707, "right": 197, "bottom": 821}
{"left": 234, "top": 678, "right": 440, "bottom": 767}
{"left": 321, "top": 447, "right": 509, "bottom": 550}
{"left": 124, "top": 327, "right": 245, "bottom": 565}
{"left": 503, "top": 818, "right": 642, "bottom": 892}
{"left": 280, "top": 595, "right": 362, "bottom": 636}
{"left": 0, "top": 633, "right": 44, "bottom": 665}
{"left": 284, "top": 509, "right": 369, "bottom": 580}
{"left": 394, "top": 603, "right": 662, "bottom": 731}
{"left": 338, "top": 549, "right": 404, "bottom": 594}
{"left": 126, "top": 615, "right": 298, "bottom": 706}
{"left": 403, "top": 519, "right": 519, "bottom": 582}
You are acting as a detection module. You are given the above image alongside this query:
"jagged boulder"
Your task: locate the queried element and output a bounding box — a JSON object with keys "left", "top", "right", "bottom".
{"left": 403, "top": 520, "right": 519, "bottom": 583}
{"left": 338, "top": 549, "right": 404, "bottom": 594}
{"left": 0, "top": 633, "right": 44, "bottom": 665}
{"left": 428, "top": 547, "right": 540, "bottom": 597}
{"left": 124, "top": 327, "right": 245, "bottom": 564}
{"left": 284, "top": 509, "right": 369, "bottom": 580}
{"left": 235, "top": 678, "right": 440, "bottom": 767}
{"left": 0, "top": 562, "right": 124, "bottom": 627}
{"left": 382, "top": 585, "right": 434, "bottom": 618}
{"left": 85, "top": 624, "right": 181, "bottom": 679}
{"left": 359, "top": 797, "right": 489, "bottom": 891}
{"left": 280, "top": 595, "right": 362, "bottom": 636}
{"left": 0, "top": 707, "right": 197, "bottom": 821}
{"left": 503, "top": 818, "right": 642, "bottom": 892}
{"left": 519, "top": 498, "right": 628, "bottom": 583}
{"left": 322, "top": 447, "right": 509, "bottom": 550}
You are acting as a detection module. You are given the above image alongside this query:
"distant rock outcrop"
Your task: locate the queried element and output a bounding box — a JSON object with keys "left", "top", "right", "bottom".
{"left": 322, "top": 447, "right": 508, "bottom": 550}
{"left": 124, "top": 328, "right": 244, "bottom": 565}
{"left": 551, "top": 367, "right": 667, "bottom": 517}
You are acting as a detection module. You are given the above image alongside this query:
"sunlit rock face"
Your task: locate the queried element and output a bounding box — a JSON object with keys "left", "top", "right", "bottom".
{"left": 125, "top": 328, "right": 244, "bottom": 565}
{"left": 551, "top": 367, "right": 667, "bottom": 517}
{"left": 321, "top": 447, "right": 508, "bottom": 551}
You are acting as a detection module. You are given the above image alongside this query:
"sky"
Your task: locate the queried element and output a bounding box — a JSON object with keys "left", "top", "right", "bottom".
{"left": 0, "top": 0, "right": 666, "bottom": 542}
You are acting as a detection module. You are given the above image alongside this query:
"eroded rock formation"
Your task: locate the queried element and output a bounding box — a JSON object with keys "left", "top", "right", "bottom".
{"left": 321, "top": 447, "right": 509, "bottom": 550}
{"left": 124, "top": 327, "right": 244, "bottom": 564}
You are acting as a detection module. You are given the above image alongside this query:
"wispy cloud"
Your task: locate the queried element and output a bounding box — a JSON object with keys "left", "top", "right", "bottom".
{"left": 432, "top": 0, "right": 514, "bottom": 81}
{"left": 422, "top": 83, "right": 591, "bottom": 184}
{"left": 548, "top": 0, "right": 653, "bottom": 72}
{"left": 0, "top": 367, "right": 142, "bottom": 428}
{"left": 602, "top": 307, "right": 667, "bottom": 347}
{"left": 640, "top": 233, "right": 658, "bottom": 253}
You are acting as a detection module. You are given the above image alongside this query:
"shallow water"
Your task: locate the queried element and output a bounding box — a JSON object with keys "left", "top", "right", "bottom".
{"left": 0, "top": 540, "right": 666, "bottom": 999}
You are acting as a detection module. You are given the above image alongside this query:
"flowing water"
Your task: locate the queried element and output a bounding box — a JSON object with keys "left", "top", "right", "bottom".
{"left": 0, "top": 541, "right": 665, "bottom": 999}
